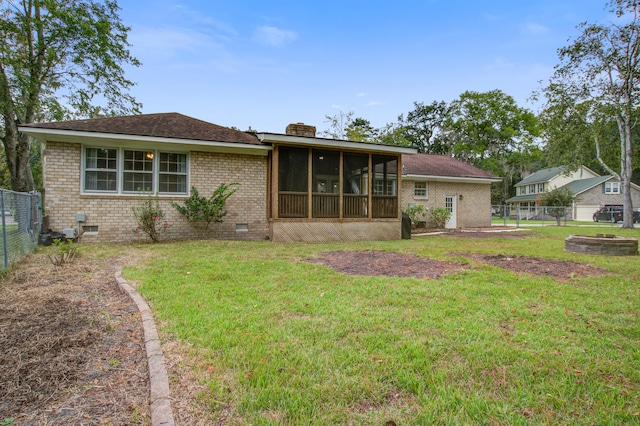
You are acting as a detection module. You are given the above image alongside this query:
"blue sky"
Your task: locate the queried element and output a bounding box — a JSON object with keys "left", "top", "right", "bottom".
{"left": 119, "top": 1, "right": 611, "bottom": 134}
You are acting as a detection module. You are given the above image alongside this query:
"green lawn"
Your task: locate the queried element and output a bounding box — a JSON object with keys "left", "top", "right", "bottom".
{"left": 123, "top": 227, "right": 640, "bottom": 425}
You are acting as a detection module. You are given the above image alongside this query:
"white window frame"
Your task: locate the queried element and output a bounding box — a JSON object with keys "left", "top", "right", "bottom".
{"left": 529, "top": 184, "right": 536, "bottom": 194}
{"left": 520, "top": 186, "right": 526, "bottom": 195}
{"left": 82, "top": 145, "right": 189, "bottom": 195}
{"left": 414, "top": 181, "right": 428, "bottom": 198}
{"left": 604, "top": 182, "right": 620, "bottom": 194}
{"left": 84, "top": 147, "right": 118, "bottom": 193}
{"left": 538, "top": 183, "right": 545, "bottom": 193}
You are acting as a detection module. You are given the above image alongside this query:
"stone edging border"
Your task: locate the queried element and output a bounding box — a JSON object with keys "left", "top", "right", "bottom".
{"left": 115, "top": 268, "right": 176, "bottom": 426}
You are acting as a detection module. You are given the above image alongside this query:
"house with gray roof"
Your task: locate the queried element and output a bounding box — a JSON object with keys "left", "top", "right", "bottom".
{"left": 506, "top": 165, "right": 640, "bottom": 221}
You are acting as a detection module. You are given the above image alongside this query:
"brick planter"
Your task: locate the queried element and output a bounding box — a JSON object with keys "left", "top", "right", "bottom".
{"left": 565, "top": 234, "right": 638, "bottom": 256}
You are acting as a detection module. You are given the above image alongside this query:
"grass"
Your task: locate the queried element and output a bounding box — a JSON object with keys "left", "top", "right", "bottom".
{"left": 123, "top": 227, "right": 640, "bottom": 424}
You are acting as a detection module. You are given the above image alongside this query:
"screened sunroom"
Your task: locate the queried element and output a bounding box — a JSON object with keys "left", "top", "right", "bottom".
{"left": 258, "top": 125, "right": 415, "bottom": 242}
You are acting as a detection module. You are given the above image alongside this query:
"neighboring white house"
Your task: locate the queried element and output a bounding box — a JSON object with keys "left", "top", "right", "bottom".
{"left": 507, "top": 165, "right": 640, "bottom": 221}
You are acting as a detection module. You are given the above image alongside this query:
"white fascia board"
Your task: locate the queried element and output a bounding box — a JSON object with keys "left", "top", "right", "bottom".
{"left": 404, "top": 173, "right": 502, "bottom": 184}
{"left": 19, "top": 127, "right": 272, "bottom": 156}
{"left": 257, "top": 133, "right": 417, "bottom": 155}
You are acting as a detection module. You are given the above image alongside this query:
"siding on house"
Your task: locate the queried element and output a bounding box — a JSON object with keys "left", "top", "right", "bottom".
{"left": 44, "top": 142, "right": 269, "bottom": 242}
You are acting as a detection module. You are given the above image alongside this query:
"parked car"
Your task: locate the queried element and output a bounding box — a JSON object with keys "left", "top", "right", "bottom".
{"left": 593, "top": 206, "right": 640, "bottom": 223}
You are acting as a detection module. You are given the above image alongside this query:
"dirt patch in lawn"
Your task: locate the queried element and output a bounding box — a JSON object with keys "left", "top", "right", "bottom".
{"left": 450, "top": 253, "right": 609, "bottom": 281}
{"left": 308, "top": 250, "right": 467, "bottom": 279}
{"left": 0, "top": 253, "right": 150, "bottom": 425}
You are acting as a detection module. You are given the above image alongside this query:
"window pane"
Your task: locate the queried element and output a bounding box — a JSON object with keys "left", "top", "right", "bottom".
{"left": 415, "top": 181, "right": 427, "bottom": 197}
{"left": 85, "top": 171, "right": 117, "bottom": 191}
{"left": 159, "top": 174, "right": 187, "bottom": 193}
{"left": 124, "top": 150, "right": 154, "bottom": 171}
{"left": 160, "top": 152, "right": 187, "bottom": 173}
{"left": 123, "top": 172, "right": 153, "bottom": 192}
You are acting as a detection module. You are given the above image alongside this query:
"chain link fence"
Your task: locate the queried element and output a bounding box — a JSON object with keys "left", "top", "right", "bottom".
{"left": 0, "top": 189, "right": 43, "bottom": 269}
{"left": 491, "top": 204, "right": 633, "bottom": 228}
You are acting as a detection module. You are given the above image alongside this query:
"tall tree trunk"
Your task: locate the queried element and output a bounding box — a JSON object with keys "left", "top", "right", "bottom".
{"left": 619, "top": 114, "right": 634, "bottom": 229}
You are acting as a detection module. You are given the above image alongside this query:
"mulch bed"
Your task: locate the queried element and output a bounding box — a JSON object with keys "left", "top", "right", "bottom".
{"left": 0, "top": 253, "right": 150, "bottom": 425}
{"left": 451, "top": 253, "right": 609, "bottom": 281}
{"left": 307, "top": 250, "right": 467, "bottom": 279}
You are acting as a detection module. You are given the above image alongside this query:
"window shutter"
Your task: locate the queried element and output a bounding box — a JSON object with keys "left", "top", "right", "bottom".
{"left": 602, "top": 183, "right": 606, "bottom": 193}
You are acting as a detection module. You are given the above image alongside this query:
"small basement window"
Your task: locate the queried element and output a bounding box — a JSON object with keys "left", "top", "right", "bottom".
{"left": 236, "top": 223, "right": 249, "bottom": 232}
{"left": 82, "top": 225, "right": 99, "bottom": 234}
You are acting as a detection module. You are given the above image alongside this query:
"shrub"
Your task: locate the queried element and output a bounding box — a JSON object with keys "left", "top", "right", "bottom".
{"left": 403, "top": 204, "right": 427, "bottom": 228}
{"left": 171, "top": 184, "right": 240, "bottom": 235}
{"left": 132, "top": 193, "right": 169, "bottom": 243}
{"left": 429, "top": 207, "right": 451, "bottom": 229}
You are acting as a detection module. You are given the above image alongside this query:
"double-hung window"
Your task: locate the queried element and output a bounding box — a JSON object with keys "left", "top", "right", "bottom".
{"left": 84, "top": 148, "right": 117, "bottom": 192}
{"left": 123, "top": 150, "right": 154, "bottom": 192}
{"left": 604, "top": 182, "right": 620, "bottom": 194}
{"left": 414, "top": 181, "right": 427, "bottom": 198}
{"left": 159, "top": 153, "right": 188, "bottom": 193}
{"left": 83, "top": 146, "right": 188, "bottom": 194}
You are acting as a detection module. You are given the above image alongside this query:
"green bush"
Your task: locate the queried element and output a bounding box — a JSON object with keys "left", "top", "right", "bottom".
{"left": 171, "top": 184, "right": 240, "bottom": 235}
{"left": 132, "top": 193, "right": 169, "bottom": 243}
{"left": 429, "top": 207, "right": 451, "bottom": 228}
{"left": 403, "top": 204, "right": 427, "bottom": 228}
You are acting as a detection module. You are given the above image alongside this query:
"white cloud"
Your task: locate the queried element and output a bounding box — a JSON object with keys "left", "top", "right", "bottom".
{"left": 254, "top": 25, "right": 297, "bottom": 47}
{"left": 365, "top": 101, "right": 381, "bottom": 107}
{"left": 356, "top": 92, "right": 366, "bottom": 97}
{"left": 524, "top": 22, "right": 549, "bottom": 35}
{"left": 130, "top": 27, "right": 218, "bottom": 56}
{"left": 331, "top": 104, "right": 343, "bottom": 109}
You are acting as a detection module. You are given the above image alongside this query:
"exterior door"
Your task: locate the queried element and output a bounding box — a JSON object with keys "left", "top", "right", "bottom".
{"left": 445, "top": 195, "right": 457, "bottom": 228}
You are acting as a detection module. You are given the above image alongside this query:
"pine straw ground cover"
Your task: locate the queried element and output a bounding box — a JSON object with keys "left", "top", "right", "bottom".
{"left": 0, "top": 251, "right": 150, "bottom": 425}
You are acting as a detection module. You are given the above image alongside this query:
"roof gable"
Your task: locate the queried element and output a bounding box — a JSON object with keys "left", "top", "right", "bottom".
{"left": 517, "top": 166, "right": 565, "bottom": 186}
{"left": 20, "top": 112, "right": 262, "bottom": 145}
{"left": 402, "top": 153, "right": 497, "bottom": 180}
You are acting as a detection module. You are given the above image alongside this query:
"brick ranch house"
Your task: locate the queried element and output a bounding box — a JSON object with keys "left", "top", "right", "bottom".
{"left": 20, "top": 113, "right": 413, "bottom": 242}
{"left": 19, "top": 113, "right": 497, "bottom": 242}
{"left": 401, "top": 154, "right": 501, "bottom": 228}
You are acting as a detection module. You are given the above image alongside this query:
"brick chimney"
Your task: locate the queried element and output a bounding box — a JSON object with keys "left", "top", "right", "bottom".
{"left": 286, "top": 122, "right": 316, "bottom": 138}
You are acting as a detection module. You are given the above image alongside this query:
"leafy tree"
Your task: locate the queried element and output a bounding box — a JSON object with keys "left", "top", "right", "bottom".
{"left": 319, "top": 110, "right": 354, "bottom": 139}
{"left": 346, "top": 117, "right": 377, "bottom": 142}
{"left": 0, "top": 0, "right": 140, "bottom": 192}
{"left": 375, "top": 122, "right": 412, "bottom": 148}
{"left": 397, "top": 100, "right": 450, "bottom": 154}
{"left": 171, "top": 184, "right": 240, "bottom": 236}
{"left": 539, "top": 187, "right": 575, "bottom": 226}
{"left": 540, "top": 0, "right": 640, "bottom": 228}
{"left": 443, "top": 90, "right": 541, "bottom": 204}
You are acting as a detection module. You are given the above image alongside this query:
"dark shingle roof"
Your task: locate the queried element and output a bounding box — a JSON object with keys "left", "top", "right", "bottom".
{"left": 402, "top": 153, "right": 497, "bottom": 179}
{"left": 20, "top": 113, "right": 262, "bottom": 145}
